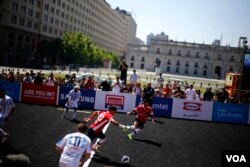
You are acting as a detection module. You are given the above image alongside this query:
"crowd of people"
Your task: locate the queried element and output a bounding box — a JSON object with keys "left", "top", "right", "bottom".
{"left": 1, "top": 67, "right": 250, "bottom": 104}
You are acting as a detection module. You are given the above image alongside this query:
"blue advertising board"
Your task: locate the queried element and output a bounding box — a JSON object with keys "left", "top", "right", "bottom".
{"left": 152, "top": 97, "right": 173, "bottom": 117}
{"left": 212, "top": 102, "right": 249, "bottom": 124}
{"left": 0, "top": 80, "right": 20, "bottom": 102}
{"left": 58, "top": 87, "right": 95, "bottom": 110}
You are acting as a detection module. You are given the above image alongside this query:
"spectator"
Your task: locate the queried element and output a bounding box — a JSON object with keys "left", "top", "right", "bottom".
{"left": 203, "top": 87, "right": 214, "bottom": 101}
{"left": 130, "top": 69, "right": 138, "bottom": 87}
{"left": 185, "top": 84, "right": 196, "bottom": 100}
{"left": 133, "top": 82, "right": 142, "bottom": 95}
{"left": 0, "top": 89, "right": 15, "bottom": 143}
{"left": 22, "top": 72, "right": 32, "bottom": 84}
{"left": 162, "top": 83, "right": 172, "bottom": 98}
{"left": 107, "top": 77, "right": 112, "bottom": 86}
{"left": 195, "top": 89, "right": 202, "bottom": 101}
{"left": 112, "top": 76, "right": 122, "bottom": 93}
{"left": 216, "top": 87, "right": 229, "bottom": 103}
{"left": 33, "top": 72, "right": 43, "bottom": 85}
{"left": 83, "top": 76, "right": 95, "bottom": 90}
{"left": 119, "top": 60, "right": 128, "bottom": 85}
{"left": 156, "top": 73, "right": 164, "bottom": 84}
{"left": 99, "top": 80, "right": 111, "bottom": 91}
{"left": 46, "top": 73, "right": 57, "bottom": 86}
{"left": 6, "top": 71, "right": 15, "bottom": 82}
{"left": 142, "top": 82, "right": 155, "bottom": 106}
{"left": 173, "top": 86, "right": 185, "bottom": 99}
{"left": 121, "top": 83, "right": 133, "bottom": 93}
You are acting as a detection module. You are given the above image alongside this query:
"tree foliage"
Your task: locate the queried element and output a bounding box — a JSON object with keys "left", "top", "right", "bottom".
{"left": 61, "top": 32, "right": 120, "bottom": 68}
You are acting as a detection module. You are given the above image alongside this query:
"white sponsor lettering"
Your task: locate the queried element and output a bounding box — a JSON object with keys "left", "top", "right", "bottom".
{"left": 226, "top": 155, "right": 246, "bottom": 162}
{"left": 153, "top": 104, "right": 168, "bottom": 110}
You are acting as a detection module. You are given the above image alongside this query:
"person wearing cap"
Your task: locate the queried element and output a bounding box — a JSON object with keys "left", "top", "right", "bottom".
{"left": 119, "top": 59, "right": 128, "bottom": 85}
{"left": 0, "top": 89, "right": 15, "bottom": 143}
{"left": 62, "top": 85, "right": 81, "bottom": 121}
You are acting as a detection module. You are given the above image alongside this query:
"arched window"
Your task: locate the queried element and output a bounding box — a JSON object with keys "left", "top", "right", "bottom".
{"left": 194, "top": 62, "right": 199, "bottom": 68}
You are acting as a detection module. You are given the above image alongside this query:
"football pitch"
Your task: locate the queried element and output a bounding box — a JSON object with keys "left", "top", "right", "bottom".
{"left": 1, "top": 103, "right": 250, "bottom": 167}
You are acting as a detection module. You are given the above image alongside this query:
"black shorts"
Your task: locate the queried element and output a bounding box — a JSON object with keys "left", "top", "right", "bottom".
{"left": 87, "top": 128, "right": 105, "bottom": 141}
{"left": 135, "top": 118, "right": 145, "bottom": 129}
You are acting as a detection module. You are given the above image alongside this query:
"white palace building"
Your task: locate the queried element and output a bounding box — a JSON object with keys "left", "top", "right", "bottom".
{"left": 126, "top": 33, "right": 246, "bottom": 79}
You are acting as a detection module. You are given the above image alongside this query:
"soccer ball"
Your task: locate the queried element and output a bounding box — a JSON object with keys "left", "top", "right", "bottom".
{"left": 121, "top": 155, "right": 130, "bottom": 164}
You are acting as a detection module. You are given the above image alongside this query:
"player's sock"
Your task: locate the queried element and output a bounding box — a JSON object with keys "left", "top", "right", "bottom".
{"left": 72, "top": 110, "right": 77, "bottom": 119}
{"left": 129, "top": 125, "right": 135, "bottom": 130}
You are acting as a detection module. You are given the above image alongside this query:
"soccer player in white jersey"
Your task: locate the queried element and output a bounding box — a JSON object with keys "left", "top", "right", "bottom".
{"left": 0, "top": 89, "right": 15, "bottom": 143}
{"left": 83, "top": 105, "right": 127, "bottom": 152}
{"left": 62, "top": 85, "right": 81, "bottom": 121}
{"left": 56, "top": 123, "right": 91, "bottom": 167}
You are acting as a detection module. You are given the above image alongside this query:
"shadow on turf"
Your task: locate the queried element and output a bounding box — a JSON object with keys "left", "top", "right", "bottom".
{"left": 0, "top": 143, "right": 30, "bottom": 167}
{"left": 63, "top": 117, "right": 85, "bottom": 124}
{"left": 133, "top": 139, "right": 162, "bottom": 147}
{"left": 92, "top": 154, "right": 133, "bottom": 167}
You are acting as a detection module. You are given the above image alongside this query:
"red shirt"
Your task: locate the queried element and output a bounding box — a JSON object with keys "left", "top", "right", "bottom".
{"left": 90, "top": 111, "right": 113, "bottom": 134}
{"left": 135, "top": 104, "right": 153, "bottom": 123}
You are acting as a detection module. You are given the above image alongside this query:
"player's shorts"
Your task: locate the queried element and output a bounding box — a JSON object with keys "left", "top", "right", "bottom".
{"left": 87, "top": 128, "right": 105, "bottom": 141}
{"left": 135, "top": 118, "right": 145, "bottom": 129}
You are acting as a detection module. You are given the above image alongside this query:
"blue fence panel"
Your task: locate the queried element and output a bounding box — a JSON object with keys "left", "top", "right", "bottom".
{"left": 152, "top": 97, "right": 173, "bottom": 117}
{"left": 212, "top": 102, "right": 249, "bottom": 124}
{"left": 0, "top": 80, "right": 20, "bottom": 102}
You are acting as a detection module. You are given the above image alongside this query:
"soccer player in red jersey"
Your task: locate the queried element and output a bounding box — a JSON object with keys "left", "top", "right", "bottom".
{"left": 125, "top": 99, "right": 155, "bottom": 140}
{"left": 83, "top": 105, "right": 127, "bottom": 151}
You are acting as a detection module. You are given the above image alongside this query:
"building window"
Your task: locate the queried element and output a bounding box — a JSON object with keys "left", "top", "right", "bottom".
{"left": 185, "top": 61, "right": 189, "bottom": 67}
{"left": 44, "top": 4, "right": 49, "bottom": 11}
{"left": 176, "top": 67, "right": 179, "bottom": 73}
{"left": 56, "top": 10, "right": 60, "bottom": 16}
{"left": 167, "top": 59, "right": 171, "bottom": 65}
{"left": 156, "top": 48, "right": 160, "bottom": 54}
{"left": 21, "top": 6, "right": 26, "bottom": 14}
{"left": 130, "top": 63, "right": 134, "bottom": 68}
{"left": 19, "top": 18, "right": 25, "bottom": 26}
{"left": 29, "top": 0, "right": 34, "bottom": 5}
{"left": 141, "top": 57, "right": 145, "bottom": 62}
{"left": 50, "top": 17, "right": 54, "bottom": 24}
{"left": 36, "top": 0, "right": 41, "bottom": 7}
{"left": 11, "top": 15, "right": 17, "bottom": 24}
{"left": 43, "top": 25, "right": 47, "bottom": 32}
{"left": 176, "top": 60, "right": 180, "bottom": 66}
{"left": 203, "top": 70, "right": 207, "bottom": 76}
{"left": 130, "top": 56, "right": 134, "bottom": 61}
{"left": 195, "top": 52, "right": 200, "bottom": 58}
{"left": 60, "top": 21, "right": 63, "bottom": 27}
{"left": 167, "top": 66, "right": 170, "bottom": 72}
{"left": 34, "top": 23, "right": 39, "bottom": 30}
{"left": 229, "top": 66, "right": 233, "bottom": 72}
{"left": 35, "top": 12, "right": 39, "bottom": 19}
{"left": 186, "top": 51, "right": 191, "bottom": 57}
{"left": 168, "top": 49, "right": 172, "bottom": 55}
{"left": 12, "top": 2, "right": 18, "bottom": 12}
{"left": 54, "top": 29, "right": 58, "bottom": 35}
{"left": 217, "top": 54, "right": 222, "bottom": 60}
{"left": 203, "top": 63, "right": 208, "bottom": 69}
{"left": 49, "top": 27, "right": 52, "bottom": 34}
{"left": 55, "top": 19, "right": 59, "bottom": 25}
{"left": 194, "top": 62, "right": 198, "bottom": 68}
{"left": 230, "top": 56, "right": 234, "bottom": 61}
{"left": 204, "top": 53, "right": 209, "bottom": 59}
{"left": 27, "top": 21, "right": 32, "bottom": 28}
{"left": 177, "top": 50, "right": 181, "bottom": 56}
{"left": 61, "top": 12, "right": 64, "bottom": 18}
{"left": 194, "top": 69, "right": 198, "bottom": 75}
{"left": 185, "top": 68, "right": 189, "bottom": 74}
{"left": 28, "top": 9, "right": 33, "bottom": 17}
{"left": 43, "top": 15, "right": 48, "bottom": 22}
{"left": 51, "top": 7, "right": 55, "bottom": 13}
{"left": 140, "top": 64, "right": 144, "bottom": 69}
{"left": 57, "top": 0, "right": 61, "bottom": 6}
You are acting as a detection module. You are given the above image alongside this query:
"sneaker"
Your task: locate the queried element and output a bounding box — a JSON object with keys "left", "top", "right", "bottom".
{"left": 71, "top": 118, "right": 78, "bottom": 122}
{"left": 123, "top": 126, "right": 129, "bottom": 133}
{"left": 1, "top": 133, "right": 9, "bottom": 143}
{"left": 127, "top": 134, "right": 133, "bottom": 140}
{"left": 92, "top": 144, "right": 101, "bottom": 152}
{"left": 61, "top": 115, "right": 65, "bottom": 119}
